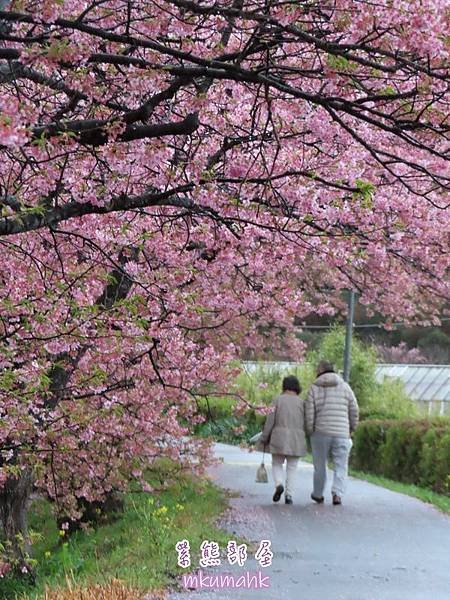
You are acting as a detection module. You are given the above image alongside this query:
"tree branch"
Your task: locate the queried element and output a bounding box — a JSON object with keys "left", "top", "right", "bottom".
{"left": 0, "top": 185, "right": 195, "bottom": 236}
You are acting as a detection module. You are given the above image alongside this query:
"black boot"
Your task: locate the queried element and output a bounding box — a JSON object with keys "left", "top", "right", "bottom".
{"left": 311, "top": 493, "right": 324, "bottom": 504}
{"left": 273, "top": 484, "right": 284, "bottom": 502}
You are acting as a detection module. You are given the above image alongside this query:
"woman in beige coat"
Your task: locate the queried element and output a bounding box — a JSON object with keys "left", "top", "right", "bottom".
{"left": 259, "top": 375, "right": 306, "bottom": 505}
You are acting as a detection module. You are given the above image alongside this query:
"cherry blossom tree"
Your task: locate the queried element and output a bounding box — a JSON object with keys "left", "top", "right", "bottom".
{"left": 375, "top": 342, "right": 427, "bottom": 364}
{"left": 0, "top": 0, "right": 449, "bottom": 572}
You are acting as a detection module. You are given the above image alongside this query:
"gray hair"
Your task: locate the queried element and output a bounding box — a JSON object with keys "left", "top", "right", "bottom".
{"left": 317, "top": 360, "right": 334, "bottom": 375}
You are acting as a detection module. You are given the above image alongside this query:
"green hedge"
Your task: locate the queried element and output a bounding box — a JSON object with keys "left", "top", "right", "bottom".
{"left": 351, "top": 418, "right": 450, "bottom": 496}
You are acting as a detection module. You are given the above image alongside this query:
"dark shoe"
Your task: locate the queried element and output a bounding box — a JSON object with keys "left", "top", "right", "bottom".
{"left": 285, "top": 495, "right": 293, "bottom": 505}
{"left": 273, "top": 484, "right": 284, "bottom": 502}
{"left": 332, "top": 493, "right": 342, "bottom": 505}
{"left": 311, "top": 493, "right": 324, "bottom": 504}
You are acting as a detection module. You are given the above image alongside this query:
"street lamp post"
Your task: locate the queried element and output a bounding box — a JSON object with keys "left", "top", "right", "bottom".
{"left": 343, "top": 290, "right": 356, "bottom": 382}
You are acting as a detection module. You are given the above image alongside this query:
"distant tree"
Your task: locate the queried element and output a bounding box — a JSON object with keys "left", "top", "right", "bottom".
{"left": 374, "top": 342, "right": 427, "bottom": 365}
{"left": 417, "top": 330, "right": 450, "bottom": 364}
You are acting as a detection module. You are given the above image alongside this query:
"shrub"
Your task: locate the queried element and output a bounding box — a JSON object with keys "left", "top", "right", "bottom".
{"left": 195, "top": 414, "right": 263, "bottom": 444}
{"left": 380, "top": 421, "right": 426, "bottom": 482}
{"left": 418, "top": 427, "right": 440, "bottom": 489}
{"left": 351, "top": 418, "right": 450, "bottom": 495}
{"left": 360, "top": 378, "right": 419, "bottom": 421}
{"left": 351, "top": 420, "right": 386, "bottom": 474}
{"left": 435, "top": 433, "right": 450, "bottom": 495}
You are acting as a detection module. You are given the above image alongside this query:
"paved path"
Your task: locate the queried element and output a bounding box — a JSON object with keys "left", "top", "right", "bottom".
{"left": 170, "top": 443, "right": 450, "bottom": 600}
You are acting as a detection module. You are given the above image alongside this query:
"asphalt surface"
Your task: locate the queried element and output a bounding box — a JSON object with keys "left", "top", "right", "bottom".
{"left": 169, "top": 443, "right": 450, "bottom": 600}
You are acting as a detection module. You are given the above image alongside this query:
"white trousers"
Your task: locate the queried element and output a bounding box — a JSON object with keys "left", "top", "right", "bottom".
{"left": 310, "top": 432, "right": 353, "bottom": 498}
{"left": 271, "top": 454, "right": 299, "bottom": 496}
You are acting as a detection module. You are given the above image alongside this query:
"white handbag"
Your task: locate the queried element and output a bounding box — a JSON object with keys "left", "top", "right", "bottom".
{"left": 256, "top": 460, "right": 268, "bottom": 483}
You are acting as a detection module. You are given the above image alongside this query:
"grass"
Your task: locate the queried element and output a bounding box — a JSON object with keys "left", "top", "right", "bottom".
{"left": 349, "top": 469, "right": 450, "bottom": 516}
{"left": 3, "top": 453, "right": 448, "bottom": 599}
{"left": 1, "top": 463, "right": 233, "bottom": 600}
{"left": 38, "top": 580, "right": 149, "bottom": 600}
{"left": 301, "top": 453, "right": 450, "bottom": 515}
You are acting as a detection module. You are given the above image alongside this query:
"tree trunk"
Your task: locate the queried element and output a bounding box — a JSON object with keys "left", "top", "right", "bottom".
{"left": 0, "top": 468, "right": 34, "bottom": 575}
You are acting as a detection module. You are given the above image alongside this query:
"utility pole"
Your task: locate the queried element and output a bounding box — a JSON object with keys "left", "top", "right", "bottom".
{"left": 343, "top": 289, "right": 356, "bottom": 382}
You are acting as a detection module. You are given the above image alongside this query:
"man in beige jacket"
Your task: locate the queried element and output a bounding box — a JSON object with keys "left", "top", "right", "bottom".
{"left": 260, "top": 375, "right": 307, "bottom": 505}
{"left": 305, "top": 360, "right": 359, "bottom": 505}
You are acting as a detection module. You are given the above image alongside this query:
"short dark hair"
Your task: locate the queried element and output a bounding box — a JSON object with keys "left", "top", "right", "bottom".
{"left": 317, "top": 360, "right": 335, "bottom": 375}
{"left": 282, "top": 375, "right": 301, "bottom": 395}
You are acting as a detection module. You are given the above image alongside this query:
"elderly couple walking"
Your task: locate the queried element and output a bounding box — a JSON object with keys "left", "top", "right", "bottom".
{"left": 259, "top": 361, "right": 359, "bottom": 506}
